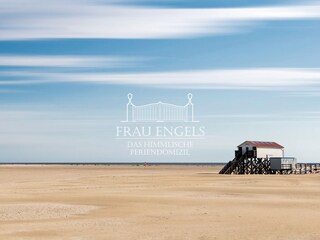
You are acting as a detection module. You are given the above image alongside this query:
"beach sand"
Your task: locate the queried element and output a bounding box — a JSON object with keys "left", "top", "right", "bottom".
{"left": 1, "top": 165, "right": 320, "bottom": 240}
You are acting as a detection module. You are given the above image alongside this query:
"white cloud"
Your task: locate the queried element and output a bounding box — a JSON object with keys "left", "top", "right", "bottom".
{"left": 285, "top": 90, "right": 320, "bottom": 97}
{"left": 0, "top": 0, "right": 320, "bottom": 39}
{"left": 200, "top": 112, "right": 320, "bottom": 120}
{"left": 0, "top": 89, "right": 24, "bottom": 93}
{"left": 1, "top": 68, "right": 320, "bottom": 90}
{"left": 0, "top": 55, "right": 139, "bottom": 67}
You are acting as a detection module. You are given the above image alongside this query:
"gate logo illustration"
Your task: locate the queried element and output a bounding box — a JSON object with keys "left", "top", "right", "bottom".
{"left": 123, "top": 93, "right": 197, "bottom": 122}
{"left": 117, "top": 93, "right": 205, "bottom": 156}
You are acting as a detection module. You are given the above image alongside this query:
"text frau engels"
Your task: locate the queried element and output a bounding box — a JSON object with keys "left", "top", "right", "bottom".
{"left": 116, "top": 93, "right": 205, "bottom": 156}
{"left": 116, "top": 126, "right": 205, "bottom": 138}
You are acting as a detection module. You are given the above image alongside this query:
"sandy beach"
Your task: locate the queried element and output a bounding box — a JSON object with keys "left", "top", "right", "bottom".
{"left": 1, "top": 165, "right": 320, "bottom": 240}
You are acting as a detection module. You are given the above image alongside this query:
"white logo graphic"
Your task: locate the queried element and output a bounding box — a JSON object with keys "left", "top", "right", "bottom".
{"left": 117, "top": 93, "right": 205, "bottom": 156}
{"left": 123, "top": 93, "right": 196, "bottom": 122}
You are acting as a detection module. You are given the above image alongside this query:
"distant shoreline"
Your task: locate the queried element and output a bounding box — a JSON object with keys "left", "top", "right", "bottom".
{"left": 0, "top": 162, "right": 225, "bottom": 166}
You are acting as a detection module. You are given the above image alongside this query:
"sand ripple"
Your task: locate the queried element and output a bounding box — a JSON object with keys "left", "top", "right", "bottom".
{"left": 0, "top": 203, "right": 97, "bottom": 221}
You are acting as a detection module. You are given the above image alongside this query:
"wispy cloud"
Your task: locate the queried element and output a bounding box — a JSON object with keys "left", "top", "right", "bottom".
{"left": 1, "top": 68, "right": 320, "bottom": 90}
{"left": 0, "top": 55, "right": 140, "bottom": 68}
{"left": 285, "top": 90, "right": 320, "bottom": 97}
{"left": 1, "top": 0, "right": 320, "bottom": 39}
{"left": 200, "top": 112, "right": 320, "bottom": 120}
{"left": 0, "top": 89, "right": 24, "bottom": 93}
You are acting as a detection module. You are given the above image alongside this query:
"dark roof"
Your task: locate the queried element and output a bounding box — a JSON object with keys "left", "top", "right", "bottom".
{"left": 238, "top": 141, "right": 284, "bottom": 149}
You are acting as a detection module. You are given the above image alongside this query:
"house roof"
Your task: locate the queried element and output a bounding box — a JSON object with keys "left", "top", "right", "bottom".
{"left": 238, "top": 141, "right": 284, "bottom": 149}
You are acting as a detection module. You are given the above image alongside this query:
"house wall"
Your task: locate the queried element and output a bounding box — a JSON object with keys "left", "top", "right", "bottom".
{"left": 256, "top": 147, "right": 283, "bottom": 158}
{"left": 238, "top": 144, "right": 283, "bottom": 158}
{"left": 270, "top": 157, "right": 297, "bottom": 170}
{"left": 270, "top": 158, "right": 282, "bottom": 170}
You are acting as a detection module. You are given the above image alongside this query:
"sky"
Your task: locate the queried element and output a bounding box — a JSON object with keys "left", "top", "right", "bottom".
{"left": 0, "top": 0, "right": 320, "bottom": 163}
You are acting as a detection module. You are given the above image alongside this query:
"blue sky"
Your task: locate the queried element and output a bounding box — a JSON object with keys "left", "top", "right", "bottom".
{"left": 0, "top": 0, "right": 320, "bottom": 163}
